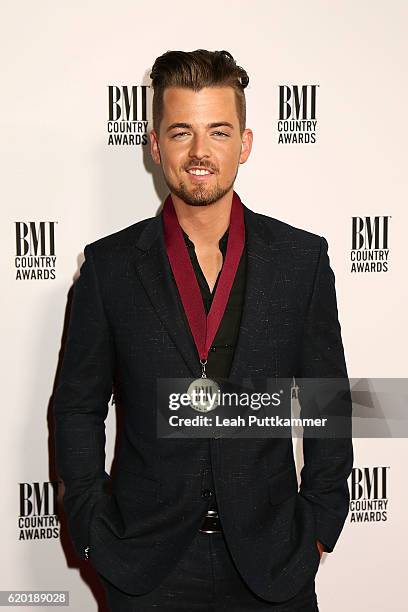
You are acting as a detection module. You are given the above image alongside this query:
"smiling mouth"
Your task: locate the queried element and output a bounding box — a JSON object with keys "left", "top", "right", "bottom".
{"left": 186, "top": 167, "right": 214, "bottom": 176}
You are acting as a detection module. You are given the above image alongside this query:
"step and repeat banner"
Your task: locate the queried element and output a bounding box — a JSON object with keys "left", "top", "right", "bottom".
{"left": 1, "top": 1, "right": 407, "bottom": 610}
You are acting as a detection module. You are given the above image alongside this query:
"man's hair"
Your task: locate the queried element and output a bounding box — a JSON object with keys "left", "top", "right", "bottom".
{"left": 150, "top": 49, "right": 249, "bottom": 134}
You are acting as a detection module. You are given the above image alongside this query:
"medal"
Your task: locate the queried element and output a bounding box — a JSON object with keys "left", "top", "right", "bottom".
{"left": 186, "top": 369, "right": 220, "bottom": 413}
{"left": 163, "top": 191, "right": 245, "bottom": 413}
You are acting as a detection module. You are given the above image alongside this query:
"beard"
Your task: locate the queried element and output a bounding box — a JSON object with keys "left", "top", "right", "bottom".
{"left": 163, "top": 166, "right": 239, "bottom": 207}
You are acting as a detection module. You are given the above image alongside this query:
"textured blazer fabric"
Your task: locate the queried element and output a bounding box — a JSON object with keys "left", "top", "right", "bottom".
{"left": 53, "top": 202, "right": 353, "bottom": 602}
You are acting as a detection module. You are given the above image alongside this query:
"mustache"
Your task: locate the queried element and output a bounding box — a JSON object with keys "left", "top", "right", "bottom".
{"left": 183, "top": 161, "right": 218, "bottom": 173}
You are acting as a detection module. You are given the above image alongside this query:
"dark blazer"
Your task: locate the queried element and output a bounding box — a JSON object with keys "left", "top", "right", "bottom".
{"left": 53, "top": 200, "right": 353, "bottom": 602}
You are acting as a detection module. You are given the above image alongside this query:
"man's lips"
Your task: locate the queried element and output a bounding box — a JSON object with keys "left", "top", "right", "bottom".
{"left": 185, "top": 166, "right": 215, "bottom": 176}
{"left": 185, "top": 167, "right": 215, "bottom": 182}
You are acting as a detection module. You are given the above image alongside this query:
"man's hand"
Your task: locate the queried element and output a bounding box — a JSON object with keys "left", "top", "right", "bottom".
{"left": 316, "top": 540, "right": 325, "bottom": 559}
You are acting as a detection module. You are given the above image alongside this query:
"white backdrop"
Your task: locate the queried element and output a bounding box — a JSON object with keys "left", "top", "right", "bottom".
{"left": 1, "top": 1, "right": 407, "bottom": 610}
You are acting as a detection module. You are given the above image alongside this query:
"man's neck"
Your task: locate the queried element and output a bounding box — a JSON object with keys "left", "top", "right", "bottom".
{"left": 170, "top": 189, "right": 233, "bottom": 248}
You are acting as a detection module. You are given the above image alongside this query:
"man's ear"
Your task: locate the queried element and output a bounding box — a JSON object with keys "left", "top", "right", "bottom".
{"left": 239, "top": 128, "right": 253, "bottom": 164}
{"left": 149, "top": 129, "right": 161, "bottom": 165}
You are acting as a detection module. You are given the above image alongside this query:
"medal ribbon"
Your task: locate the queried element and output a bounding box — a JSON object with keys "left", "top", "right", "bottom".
{"left": 163, "top": 191, "right": 245, "bottom": 372}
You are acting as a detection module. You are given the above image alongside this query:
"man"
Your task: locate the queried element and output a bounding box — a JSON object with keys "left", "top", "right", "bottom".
{"left": 53, "top": 49, "right": 353, "bottom": 611}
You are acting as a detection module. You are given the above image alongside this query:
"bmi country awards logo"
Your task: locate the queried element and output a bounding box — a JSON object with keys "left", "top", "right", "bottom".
{"left": 277, "top": 85, "right": 318, "bottom": 144}
{"left": 18, "top": 482, "right": 59, "bottom": 541}
{"left": 107, "top": 85, "right": 150, "bottom": 146}
{"left": 15, "top": 222, "right": 57, "bottom": 280}
{"left": 349, "top": 466, "right": 389, "bottom": 523}
{"left": 350, "top": 216, "right": 391, "bottom": 273}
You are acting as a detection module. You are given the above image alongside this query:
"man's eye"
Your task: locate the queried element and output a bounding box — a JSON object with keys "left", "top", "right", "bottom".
{"left": 212, "top": 131, "right": 229, "bottom": 137}
{"left": 172, "top": 132, "right": 190, "bottom": 139}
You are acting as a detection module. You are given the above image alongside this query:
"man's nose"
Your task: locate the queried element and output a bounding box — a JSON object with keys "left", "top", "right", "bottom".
{"left": 188, "top": 134, "right": 211, "bottom": 160}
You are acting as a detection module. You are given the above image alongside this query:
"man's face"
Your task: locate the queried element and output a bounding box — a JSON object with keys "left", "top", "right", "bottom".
{"left": 150, "top": 86, "right": 253, "bottom": 206}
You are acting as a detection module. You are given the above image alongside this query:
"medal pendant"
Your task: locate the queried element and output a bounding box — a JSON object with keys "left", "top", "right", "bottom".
{"left": 187, "top": 377, "right": 221, "bottom": 413}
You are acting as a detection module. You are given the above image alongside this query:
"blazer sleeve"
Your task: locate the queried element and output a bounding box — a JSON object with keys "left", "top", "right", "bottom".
{"left": 53, "top": 243, "right": 114, "bottom": 560}
{"left": 297, "top": 236, "right": 353, "bottom": 553}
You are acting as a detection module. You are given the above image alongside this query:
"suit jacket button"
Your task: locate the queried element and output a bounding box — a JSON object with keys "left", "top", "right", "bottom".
{"left": 201, "top": 489, "right": 214, "bottom": 498}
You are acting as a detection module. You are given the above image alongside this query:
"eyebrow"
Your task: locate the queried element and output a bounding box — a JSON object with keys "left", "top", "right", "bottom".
{"left": 166, "top": 121, "right": 235, "bottom": 132}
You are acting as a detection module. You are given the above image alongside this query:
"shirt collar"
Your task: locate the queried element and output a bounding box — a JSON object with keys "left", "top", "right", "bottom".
{"left": 182, "top": 228, "right": 229, "bottom": 255}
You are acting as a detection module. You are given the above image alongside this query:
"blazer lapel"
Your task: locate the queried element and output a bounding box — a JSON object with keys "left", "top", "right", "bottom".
{"left": 134, "top": 213, "right": 202, "bottom": 378}
{"left": 228, "top": 205, "right": 280, "bottom": 385}
{"left": 133, "top": 202, "right": 281, "bottom": 382}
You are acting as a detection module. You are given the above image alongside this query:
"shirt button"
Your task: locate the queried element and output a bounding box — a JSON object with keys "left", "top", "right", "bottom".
{"left": 201, "top": 489, "right": 214, "bottom": 498}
